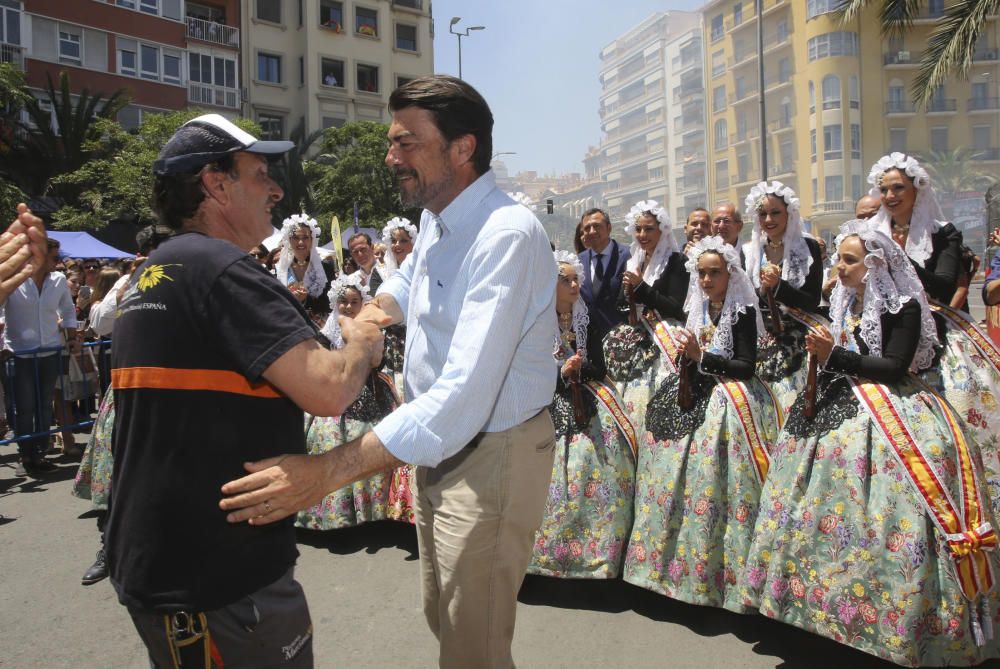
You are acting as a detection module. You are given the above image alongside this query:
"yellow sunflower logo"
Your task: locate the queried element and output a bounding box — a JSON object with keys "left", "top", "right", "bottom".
{"left": 136, "top": 264, "right": 181, "bottom": 292}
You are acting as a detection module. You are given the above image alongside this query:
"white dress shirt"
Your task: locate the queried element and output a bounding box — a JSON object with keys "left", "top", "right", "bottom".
{"left": 1, "top": 272, "right": 77, "bottom": 355}
{"left": 87, "top": 273, "right": 131, "bottom": 337}
{"left": 373, "top": 171, "right": 558, "bottom": 467}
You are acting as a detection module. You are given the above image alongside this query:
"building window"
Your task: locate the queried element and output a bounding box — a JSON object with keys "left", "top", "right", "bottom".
{"left": 812, "top": 178, "right": 818, "bottom": 203}
{"left": 355, "top": 6, "right": 378, "bottom": 37}
{"left": 848, "top": 75, "right": 859, "bottom": 109}
{"left": 850, "top": 123, "right": 861, "bottom": 159}
{"left": 649, "top": 166, "right": 664, "bottom": 180}
{"left": 714, "top": 159, "right": 729, "bottom": 189}
{"left": 322, "top": 116, "right": 346, "bottom": 129}
{"left": 889, "top": 128, "right": 906, "bottom": 153}
{"left": 258, "top": 114, "right": 284, "bottom": 140}
{"left": 779, "top": 138, "right": 793, "bottom": 169}
{"left": 258, "top": 52, "right": 282, "bottom": 83}
{"left": 299, "top": 56, "right": 304, "bottom": 85}
{"left": 823, "top": 124, "right": 842, "bottom": 160}
{"left": 928, "top": 0, "right": 944, "bottom": 16}
{"left": 319, "top": 0, "right": 342, "bottom": 30}
{"left": 807, "top": 32, "right": 859, "bottom": 62}
{"left": 714, "top": 119, "right": 728, "bottom": 148}
{"left": 396, "top": 23, "right": 417, "bottom": 51}
{"left": 733, "top": 2, "right": 742, "bottom": 25}
{"left": 162, "top": 49, "right": 181, "bottom": 84}
{"left": 712, "top": 85, "right": 726, "bottom": 113}
{"left": 810, "top": 128, "right": 817, "bottom": 162}
{"left": 257, "top": 0, "right": 281, "bottom": 23}
{"left": 118, "top": 39, "right": 137, "bottom": 76}
{"left": 357, "top": 62, "right": 379, "bottom": 93}
{"left": 822, "top": 74, "right": 840, "bottom": 110}
{"left": 0, "top": 0, "right": 20, "bottom": 46}
{"left": 711, "top": 50, "right": 726, "bottom": 78}
{"left": 710, "top": 14, "right": 723, "bottom": 42}
{"left": 780, "top": 96, "right": 792, "bottom": 125}
{"left": 140, "top": 44, "right": 159, "bottom": 80}
{"left": 321, "top": 57, "right": 344, "bottom": 87}
{"left": 59, "top": 30, "right": 81, "bottom": 65}
{"left": 807, "top": 0, "right": 838, "bottom": 19}
{"left": 397, "top": 75, "right": 414, "bottom": 88}
{"left": 189, "top": 51, "right": 239, "bottom": 108}
{"left": 808, "top": 80, "right": 815, "bottom": 113}
{"left": 825, "top": 175, "right": 844, "bottom": 202}
{"left": 140, "top": 0, "right": 158, "bottom": 14}
{"left": 930, "top": 126, "right": 948, "bottom": 152}
{"left": 116, "top": 0, "right": 137, "bottom": 8}
{"left": 737, "top": 153, "right": 750, "bottom": 183}
{"left": 852, "top": 174, "right": 862, "bottom": 201}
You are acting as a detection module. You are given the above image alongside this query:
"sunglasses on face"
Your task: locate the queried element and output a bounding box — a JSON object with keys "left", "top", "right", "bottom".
{"left": 84, "top": 264, "right": 100, "bottom": 270}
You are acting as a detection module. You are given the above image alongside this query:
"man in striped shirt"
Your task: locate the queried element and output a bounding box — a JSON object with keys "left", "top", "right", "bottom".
{"left": 222, "top": 76, "right": 559, "bottom": 668}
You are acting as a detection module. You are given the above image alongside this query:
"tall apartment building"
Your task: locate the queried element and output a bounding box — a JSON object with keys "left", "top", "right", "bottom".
{"left": 7, "top": 0, "right": 241, "bottom": 127}
{"left": 598, "top": 11, "right": 700, "bottom": 223}
{"left": 664, "top": 27, "right": 707, "bottom": 226}
{"left": 241, "top": 0, "right": 434, "bottom": 140}
{"left": 702, "top": 0, "right": 1000, "bottom": 240}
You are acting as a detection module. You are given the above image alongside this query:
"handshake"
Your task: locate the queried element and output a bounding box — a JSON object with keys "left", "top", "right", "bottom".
{"left": 337, "top": 295, "right": 401, "bottom": 368}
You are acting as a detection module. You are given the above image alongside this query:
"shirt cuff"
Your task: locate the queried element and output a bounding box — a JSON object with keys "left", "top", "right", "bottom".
{"left": 373, "top": 406, "right": 443, "bottom": 467}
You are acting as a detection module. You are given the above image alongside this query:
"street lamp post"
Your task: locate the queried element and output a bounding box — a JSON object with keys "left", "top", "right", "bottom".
{"left": 449, "top": 17, "right": 485, "bottom": 80}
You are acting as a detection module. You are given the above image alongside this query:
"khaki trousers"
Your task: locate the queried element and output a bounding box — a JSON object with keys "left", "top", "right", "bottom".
{"left": 415, "top": 409, "right": 556, "bottom": 669}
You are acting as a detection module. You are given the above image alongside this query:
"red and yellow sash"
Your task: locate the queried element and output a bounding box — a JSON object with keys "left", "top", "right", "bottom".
{"left": 584, "top": 380, "right": 638, "bottom": 460}
{"left": 640, "top": 308, "right": 681, "bottom": 374}
{"left": 784, "top": 306, "right": 830, "bottom": 336}
{"left": 851, "top": 378, "right": 996, "bottom": 601}
{"left": 720, "top": 380, "right": 771, "bottom": 484}
{"left": 930, "top": 300, "right": 1000, "bottom": 373}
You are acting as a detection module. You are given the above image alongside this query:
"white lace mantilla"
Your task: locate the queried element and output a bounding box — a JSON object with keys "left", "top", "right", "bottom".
{"left": 623, "top": 199, "right": 677, "bottom": 286}
{"left": 743, "top": 181, "right": 813, "bottom": 290}
{"left": 275, "top": 214, "right": 327, "bottom": 298}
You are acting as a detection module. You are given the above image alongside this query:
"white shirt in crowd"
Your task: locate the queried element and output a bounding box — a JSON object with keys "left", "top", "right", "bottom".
{"left": 88, "top": 273, "right": 131, "bottom": 337}
{"left": 373, "top": 170, "right": 558, "bottom": 467}
{"left": 1, "top": 272, "right": 77, "bottom": 355}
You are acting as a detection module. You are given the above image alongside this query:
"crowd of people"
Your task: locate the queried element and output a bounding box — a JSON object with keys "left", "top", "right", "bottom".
{"left": 3, "top": 73, "right": 1000, "bottom": 668}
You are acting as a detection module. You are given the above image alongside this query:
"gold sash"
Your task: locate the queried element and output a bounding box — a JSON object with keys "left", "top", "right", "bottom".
{"left": 930, "top": 300, "right": 1000, "bottom": 373}
{"left": 584, "top": 380, "right": 638, "bottom": 460}
{"left": 719, "top": 380, "right": 771, "bottom": 484}
{"left": 640, "top": 308, "right": 681, "bottom": 374}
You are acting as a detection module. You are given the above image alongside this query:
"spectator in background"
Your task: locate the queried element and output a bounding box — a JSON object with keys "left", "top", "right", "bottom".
{"left": 348, "top": 232, "right": 384, "bottom": 293}
{"left": 579, "top": 208, "right": 630, "bottom": 341}
{"left": 81, "top": 258, "right": 102, "bottom": 287}
{"left": 854, "top": 193, "right": 881, "bottom": 220}
{"left": 682, "top": 207, "right": 712, "bottom": 255}
{"left": 3, "top": 238, "right": 78, "bottom": 478}
{"left": 711, "top": 203, "right": 745, "bottom": 266}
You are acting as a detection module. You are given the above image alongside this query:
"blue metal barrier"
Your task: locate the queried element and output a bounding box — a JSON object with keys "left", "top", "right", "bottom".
{"left": 0, "top": 340, "right": 112, "bottom": 447}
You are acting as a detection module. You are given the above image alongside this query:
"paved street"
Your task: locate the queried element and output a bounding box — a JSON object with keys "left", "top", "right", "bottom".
{"left": 7, "top": 438, "right": 997, "bottom": 669}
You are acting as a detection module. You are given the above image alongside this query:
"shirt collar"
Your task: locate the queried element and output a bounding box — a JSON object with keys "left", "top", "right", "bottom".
{"left": 433, "top": 170, "right": 496, "bottom": 236}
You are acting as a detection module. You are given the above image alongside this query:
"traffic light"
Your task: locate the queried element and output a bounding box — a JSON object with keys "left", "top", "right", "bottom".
{"left": 546, "top": 198, "right": 554, "bottom": 215}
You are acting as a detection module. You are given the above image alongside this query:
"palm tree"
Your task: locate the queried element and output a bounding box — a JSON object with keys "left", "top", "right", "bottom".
{"left": 0, "top": 71, "right": 127, "bottom": 196}
{"left": 839, "top": 0, "right": 1000, "bottom": 108}
{"left": 921, "top": 147, "right": 997, "bottom": 221}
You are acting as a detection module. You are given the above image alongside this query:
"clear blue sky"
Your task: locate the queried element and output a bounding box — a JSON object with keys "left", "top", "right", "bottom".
{"left": 430, "top": 0, "right": 705, "bottom": 176}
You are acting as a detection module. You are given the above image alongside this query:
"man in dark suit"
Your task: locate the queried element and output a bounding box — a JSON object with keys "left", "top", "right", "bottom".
{"left": 578, "top": 208, "right": 630, "bottom": 341}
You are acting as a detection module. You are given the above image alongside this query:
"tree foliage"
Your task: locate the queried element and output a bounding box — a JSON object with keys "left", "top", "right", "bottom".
{"left": 838, "top": 0, "right": 1000, "bottom": 108}
{"left": 922, "top": 147, "right": 997, "bottom": 199}
{"left": 51, "top": 110, "right": 261, "bottom": 230}
{"left": 271, "top": 117, "right": 324, "bottom": 225}
{"left": 309, "top": 121, "right": 420, "bottom": 239}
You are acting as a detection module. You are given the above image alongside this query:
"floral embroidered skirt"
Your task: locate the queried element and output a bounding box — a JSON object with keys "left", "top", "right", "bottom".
{"left": 528, "top": 384, "right": 636, "bottom": 579}
{"left": 920, "top": 317, "right": 1000, "bottom": 515}
{"left": 741, "top": 374, "right": 1000, "bottom": 667}
{"left": 71, "top": 387, "right": 115, "bottom": 510}
{"left": 623, "top": 372, "right": 778, "bottom": 613}
{"left": 603, "top": 321, "right": 677, "bottom": 438}
{"left": 295, "top": 373, "right": 399, "bottom": 531}
{"left": 756, "top": 315, "right": 812, "bottom": 422}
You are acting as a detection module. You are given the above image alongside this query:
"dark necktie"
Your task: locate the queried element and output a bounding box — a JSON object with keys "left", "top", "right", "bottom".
{"left": 593, "top": 252, "right": 605, "bottom": 294}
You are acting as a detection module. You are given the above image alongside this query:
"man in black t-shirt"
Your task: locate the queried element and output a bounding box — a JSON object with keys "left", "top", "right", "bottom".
{"left": 105, "top": 114, "right": 382, "bottom": 668}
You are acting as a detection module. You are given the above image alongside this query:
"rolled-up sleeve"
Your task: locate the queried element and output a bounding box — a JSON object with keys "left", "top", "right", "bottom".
{"left": 375, "top": 255, "right": 413, "bottom": 322}
{"left": 373, "top": 230, "right": 540, "bottom": 466}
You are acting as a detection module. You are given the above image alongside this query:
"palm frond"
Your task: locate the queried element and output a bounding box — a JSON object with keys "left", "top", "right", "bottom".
{"left": 836, "top": 0, "right": 870, "bottom": 24}
{"left": 836, "top": 0, "right": 921, "bottom": 36}
{"left": 912, "top": 0, "right": 1000, "bottom": 108}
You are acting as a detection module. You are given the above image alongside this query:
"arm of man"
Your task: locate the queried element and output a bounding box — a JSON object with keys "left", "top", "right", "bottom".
{"left": 261, "top": 315, "right": 383, "bottom": 416}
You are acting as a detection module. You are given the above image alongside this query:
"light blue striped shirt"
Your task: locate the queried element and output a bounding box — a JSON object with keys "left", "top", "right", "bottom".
{"left": 373, "top": 171, "right": 557, "bottom": 466}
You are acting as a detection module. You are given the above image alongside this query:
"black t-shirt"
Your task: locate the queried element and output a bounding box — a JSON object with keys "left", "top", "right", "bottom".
{"left": 106, "top": 232, "right": 317, "bottom": 612}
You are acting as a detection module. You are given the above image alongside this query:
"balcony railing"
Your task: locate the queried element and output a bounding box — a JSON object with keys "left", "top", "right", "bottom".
{"left": 769, "top": 164, "right": 793, "bottom": 177}
{"left": 0, "top": 42, "right": 24, "bottom": 71}
{"left": 768, "top": 118, "right": 793, "bottom": 133}
{"left": 973, "top": 48, "right": 999, "bottom": 62}
{"left": 969, "top": 96, "right": 1000, "bottom": 111}
{"left": 884, "top": 50, "right": 920, "bottom": 65}
{"left": 926, "top": 98, "right": 957, "bottom": 113}
{"left": 189, "top": 83, "right": 239, "bottom": 109}
{"left": 885, "top": 100, "right": 916, "bottom": 114}
{"left": 730, "top": 86, "right": 759, "bottom": 104}
{"left": 392, "top": 0, "right": 422, "bottom": 9}
{"left": 186, "top": 17, "right": 239, "bottom": 48}
{"left": 815, "top": 200, "right": 853, "bottom": 212}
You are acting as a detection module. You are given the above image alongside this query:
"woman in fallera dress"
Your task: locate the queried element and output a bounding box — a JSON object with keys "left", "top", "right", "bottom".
{"left": 743, "top": 181, "right": 824, "bottom": 418}
{"left": 603, "top": 200, "right": 688, "bottom": 439}
{"left": 867, "top": 152, "right": 1000, "bottom": 511}
{"left": 742, "top": 220, "right": 1000, "bottom": 667}
{"left": 274, "top": 213, "right": 335, "bottom": 325}
{"left": 623, "top": 236, "right": 778, "bottom": 612}
{"left": 295, "top": 274, "right": 399, "bottom": 530}
{"left": 529, "top": 251, "right": 637, "bottom": 579}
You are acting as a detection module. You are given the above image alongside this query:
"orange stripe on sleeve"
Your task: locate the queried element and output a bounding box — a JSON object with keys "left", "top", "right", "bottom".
{"left": 112, "top": 367, "right": 283, "bottom": 399}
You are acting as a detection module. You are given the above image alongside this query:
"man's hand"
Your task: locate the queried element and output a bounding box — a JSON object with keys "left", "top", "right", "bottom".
{"left": 219, "top": 453, "right": 336, "bottom": 525}
{"left": 0, "top": 204, "right": 47, "bottom": 302}
{"left": 340, "top": 315, "right": 384, "bottom": 367}
{"left": 355, "top": 301, "right": 395, "bottom": 328}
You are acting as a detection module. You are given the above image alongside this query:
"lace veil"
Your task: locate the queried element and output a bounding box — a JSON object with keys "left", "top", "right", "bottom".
{"left": 380, "top": 216, "right": 418, "bottom": 278}
{"left": 867, "top": 152, "right": 947, "bottom": 268}
{"left": 743, "top": 181, "right": 813, "bottom": 290}
{"left": 683, "top": 236, "right": 764, "bottom": 360}
{"left": 623, "top": 200, "right": 677, "bottom": 286}
{"left": 554, "top": 250, "right": 590, "bottom": 362}
{"left": 275, "top": 214, "right": 327, "bottom": 298}
{"left": 828, "top": 219, "right": 939, "bottom": 372}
